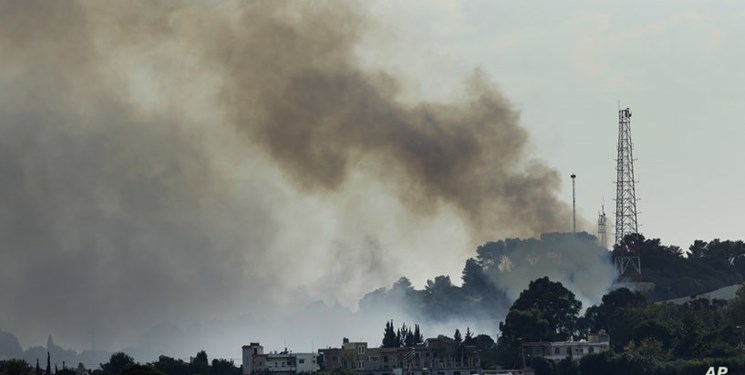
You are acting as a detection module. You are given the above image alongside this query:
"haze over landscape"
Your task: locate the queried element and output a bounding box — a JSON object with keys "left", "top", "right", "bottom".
{"left": 1, "top": 0, "right": 743, "bottom": 365}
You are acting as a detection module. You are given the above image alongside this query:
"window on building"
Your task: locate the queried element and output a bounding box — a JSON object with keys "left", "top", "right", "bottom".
{"left": 358, "top": 361, "right": 365, "bottom": 370}
{"left": 358, "top": 346, "right": 366, "bottom": 354}
{"left": 383, "top": 356, "right": 388, "bottom": 363}
{"left": 589, "top": 347, "right": 594, "bottom": 354}
{"left": 554, "top": 347, "right": 560, "bottom": 354}
{"left": 299, "top": 359, "right": 305, "bottom": 364}
{"left": 579, "top": 348, "right": 584, "bottom": 354}
{"left": 566, "top": 348, "right": 571, "bottom": 355}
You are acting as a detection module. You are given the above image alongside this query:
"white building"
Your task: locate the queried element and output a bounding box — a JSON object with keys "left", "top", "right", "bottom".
{"left": 521, "top": 330, "right": 610, "bottom": 362}
{"left": 242, "top": 342, "right": 320, "bottom": 375}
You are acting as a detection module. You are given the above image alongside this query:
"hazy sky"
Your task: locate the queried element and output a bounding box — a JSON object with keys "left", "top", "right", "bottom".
{"left": 2, "top": 0, "right": 743, "bottom": 363}
{"left": 364, "top": 1, "right": 745, "bottom": 250}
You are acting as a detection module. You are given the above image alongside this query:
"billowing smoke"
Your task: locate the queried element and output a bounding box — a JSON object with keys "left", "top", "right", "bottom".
{"left": 0, "top": 0, "right": 593, "bottom": 361}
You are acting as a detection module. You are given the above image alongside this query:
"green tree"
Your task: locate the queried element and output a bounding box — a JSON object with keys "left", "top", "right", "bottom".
{"left": 555, "top": 357, "right": 578, "bottom": 375}
{"left": 725, "top": 282, "right": 745, "bottom": 326}
{"left": 531, "top": 357, "right": 554, "bottom": 375}
{"left": 461, "top": 258, "right": 490, "bottom": 295}
{"left": 423, "top": 276, "right": 462, "bottom": 320}
{"left": 511, "top": 277, "right": 581, "bottom": 340}
{"left": 396, "top": 323, "right": 416, "bottom": 347}
{"left": 499, "top": 310, "right": 550, "bottom": 344}
{"left": 150, "top": 356, "right": 189, "bottom": 375}
{"left": 209, "top": 360, "right": 238, "bottom": 375}
{"left": 464, "top": 327, "right": 473, "bottom": 344}
{"left": 579, "top": 352, "right": 615, "bottom": 375}
{"left": 470, "top": 335, "right": 497, "bottom": 369}
{"left": 413, "top": 324, "right": 423, "bottom": 345}
{"left": 498, "top": 310, "right": 550, "bottom": 368}
{"left": 382, "top": 321, "right": 397, "bottom": 348}
{"left": 191, "top": 351, "right": 208, "bottom": 375}
{"left": 101, "top": 353, "right": 135, "bottom": 375}
{"left": 624, "top": 338, "right": 669, "bottom": 362}
{"left": 0, "top": 359, "right": 34, "bottom": 375}
{"left": 631, "top": 319, "right": 677, "bottom": 351}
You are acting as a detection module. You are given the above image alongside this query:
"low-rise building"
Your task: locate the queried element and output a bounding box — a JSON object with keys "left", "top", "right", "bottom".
{"left": 521, "top": 330, "right": 610, "bottom": 362}
{"left": 242, "top": 342, "right": 319, "bottom": 375}
{"left": 319, "top": 337, "right": 481, "bottom": 375}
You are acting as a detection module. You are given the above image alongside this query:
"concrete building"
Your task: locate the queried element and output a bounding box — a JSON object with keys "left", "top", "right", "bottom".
{"left": 521, "top": 331, "right": 610, "bottom": 362}
{"left": 319, "top": 337, "right": 481, "bottom": 375}
{"left": 242, "top": 342, "right": 319, "bottom": 375}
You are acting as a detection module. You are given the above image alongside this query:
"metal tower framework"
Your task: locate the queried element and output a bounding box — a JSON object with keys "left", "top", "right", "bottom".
{"left": 613, "top": 107, "right": 641, "bottom": 280}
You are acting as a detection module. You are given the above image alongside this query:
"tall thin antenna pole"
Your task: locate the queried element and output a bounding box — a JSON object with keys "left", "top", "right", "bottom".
{"left": 571, "top": 174, "right": 576, "bottom": 235}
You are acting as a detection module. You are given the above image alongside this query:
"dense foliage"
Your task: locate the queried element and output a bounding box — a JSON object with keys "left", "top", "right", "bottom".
{"left": 499, "top": 276, "right": 745, "bottom": 374}
{"left": 631, "top": 235, "right": 745, "bottom": 300}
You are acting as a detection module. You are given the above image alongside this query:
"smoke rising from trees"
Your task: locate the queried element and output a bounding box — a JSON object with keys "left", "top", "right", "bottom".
{"left": 0, "top": 0, "right": 596, "bottom": 359}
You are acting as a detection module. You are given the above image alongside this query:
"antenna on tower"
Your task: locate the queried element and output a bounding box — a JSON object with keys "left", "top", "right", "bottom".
{"left": 613, "top": 104, "right": 641, "bottom": 281}
{"left": 597, "top": 201, "right": 607, "bottom": 249}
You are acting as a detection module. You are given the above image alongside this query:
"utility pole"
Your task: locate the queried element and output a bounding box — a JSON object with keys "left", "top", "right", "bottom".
{"left": 571, "top": 174, "right": 576, "bottom": 235}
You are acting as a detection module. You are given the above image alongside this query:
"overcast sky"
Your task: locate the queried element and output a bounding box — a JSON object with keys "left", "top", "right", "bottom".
{"left": 363, "top": 1, "right": 745, "bottom": 250}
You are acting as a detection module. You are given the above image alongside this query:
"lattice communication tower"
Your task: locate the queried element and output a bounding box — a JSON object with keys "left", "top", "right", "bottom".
{"left": 613, "top": 107, "right": 641, "bottom": 280}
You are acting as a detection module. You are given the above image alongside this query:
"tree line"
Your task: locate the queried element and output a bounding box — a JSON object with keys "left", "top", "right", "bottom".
{"left": 0, "top": 351, "right": 239, "bottom": 375}
{"left": 361, "top": 233, "right": 745, "bottom": 326}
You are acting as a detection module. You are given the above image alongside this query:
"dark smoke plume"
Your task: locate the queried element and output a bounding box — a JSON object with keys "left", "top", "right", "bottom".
{"left": 0, "top": 0, "right": 588, "bottom": 359}
{"left": 186, "top": 2, "right": 574, "bottom": 240}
